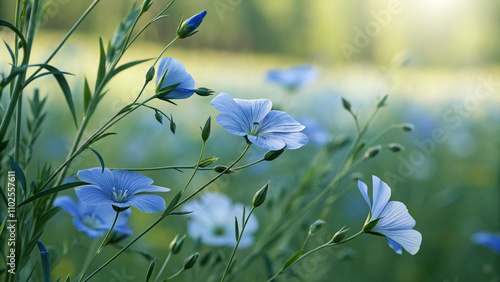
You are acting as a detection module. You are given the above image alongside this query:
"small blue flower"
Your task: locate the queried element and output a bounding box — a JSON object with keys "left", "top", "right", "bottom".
{"left": 156, "top": 57, "right": 195, "bottom": 99}
{"left": 177, "top": 11, "right": 207, "bottom": 38}
{"left": 359, "top": 175, "right": 422, "bottom": 255}
{"left": 75, "top": 168, "right": 170, "bottom": 213}
{"left": 54, "top": 195, "right": 132, "bottom": 238}
{"left": 296, "top": 117, "right": 330, "bottom": 146}
{"left": 472, "top": 232, "right": 500, "bottom": 254}
{"left": 210, "top": 93, "right": 308, "bottom": 150}
{"left": 267, "top": 65, "right": 318, "bottom": 91}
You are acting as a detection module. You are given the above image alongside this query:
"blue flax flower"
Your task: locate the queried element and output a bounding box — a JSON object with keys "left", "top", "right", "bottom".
{"left": 177, "top": 11, "right": 207, "bottom": 38}
{"left": 54, "top": 195, "right": 132, "bottom": 238}
{"left": 156, "top": 57, "right": 195, "bottom": 99}
{"left": 75, "top": 168, "right": 170, "bottom": 213}
{"left": 267, "top": 65, "right": 317, "bottom": 91}
{"left": 472, "top": 232, "right": 500, "bottom": 254}
{"left": 359, "top": 175, "right": 422, "bottom": 255}
{"left": 210, "top": 93, "right": 308, "bottom": 150}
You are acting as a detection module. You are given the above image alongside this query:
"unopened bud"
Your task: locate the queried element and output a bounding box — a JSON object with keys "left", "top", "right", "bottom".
{"left": 183, "top": 253, "right": 199, "bottom": 269}
{"left": 195, "top": 87, "right": 215, "bottom": 96}
{"left": 252, "top": 182, "right": 269, "bottom": 208}
{"left": 308, "top": 220, "right": 325, "bottom": 236}
{"left": 169, "top": 234, "right": 186, "bottom": 254}
{"left": 145, "top": 66, "right": 155, "bottom": 82}
{"left": 199, "top": 156, "right": 218, "bottom": 168}
{"left": 376, "top": 95, "right": 388, "bottom": 108}
{"left": 387, "top": 143, "right": 404, "bottom": 152}
{"left": 213, "top": 165, "right": 234, "bottom": 174}
{"left": 341, "top": 97, "right": 352, "bottom": 112}
{"left": 331, "top": 228, "right": 350, "bottom": 243}
{"left": 263, "top": 148, "right": 284, "bottom": 161}
{"left": 401, "top": 123, "right": 414, "bottom": 132}
{"left": 364, "top": 145, "right": 381, "bottom": 159}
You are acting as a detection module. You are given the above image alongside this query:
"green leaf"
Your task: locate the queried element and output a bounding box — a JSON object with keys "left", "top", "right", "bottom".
{"left": 18, "top": 181, "right": 88, "bottom": 207}
{"left": 9, "top": 161, "right": 27, "bottom": 192}
{"left": 96, "top": 37, "right": 106, "bottom": 86}
{"left": 281, "top": 249, "right": 303, "bottom": 273}
{"left": 3, "top": 40, "right": 15, "bottom": 65}
{"left": 169, "top": 211, "right": 192, "bottom": 216}
{"left": 234, "top": 216, "right": 239, "bottom": 241}
{"left": 88, "top": 147, "right": 105, "bottom": 173}
{"left": 146, "top": 259, "right": 156, "bottom": 282}
{"left": 0, "top": 20, "right": 28, "bottom": 64}
{"left": 0, "top": 215, "right": 8, "bottom": 237}
{"left": 89, "top": 132, "right": 117, "bottom": 145}
{"left": 83, "top": 77, "right": 91, "bottom": 111}
{"left": 111, "top": 58, "right": 153, "bottom": 78}
{"left": 165, "top": 191, "right": 182, "bottom": 214}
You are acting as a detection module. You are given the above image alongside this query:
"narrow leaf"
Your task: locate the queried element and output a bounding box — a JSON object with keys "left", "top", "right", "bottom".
{"left": 3, "top": 40, "right": 15, "bottom": 64}
{"left": 37, "top": 241, "right": 50, "bottom": 282}
{"left": 169, "top": 211, "right": 192, "bottom": 216}
{"left": 281, "top": 250, "right": 303, "bottom": 272}
{"left": 111, "top": 58, "right": 152, "bottom": 78}
{"left": 165, "top": 191, "right": 182, "bottom": 214}
{"left": 18, "top": 181, "right": 88, "bottom": 207}
{"left": 96, "top": 37, "right": 106, "bottom": 86}
{"left": 146, "top": 259, "right": 156, "bottom": 282}
{"left": 235, "top": 216, "right": 239, "bottom": 241}
{"left": 88, "top": 147, "right": 105, "bottom": 173}
{"left": 89, "top": 132, "right": 116, "bottom": 145}
{"left": 83, "top": 77, "right": 91, "bottom": 111}
{"left": 9, "top": 161, "right": 27, "bottom": 191}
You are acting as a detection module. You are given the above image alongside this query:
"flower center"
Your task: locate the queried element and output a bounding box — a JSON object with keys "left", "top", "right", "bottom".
{"left": 112, "top": 187, "right": 129, "bottom": 203}
{"left": 82, "top": 214, "right": 101, "bottom": 229}
{"left": 248, "top": 122, "right": 260, "bottom": 136}
{"left": 213, "top": 226, "right": 225, "bottom": 236}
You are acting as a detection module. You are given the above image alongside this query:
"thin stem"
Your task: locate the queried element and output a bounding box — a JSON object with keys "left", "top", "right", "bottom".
{"left": 84, "top": 145, "right": 251, "bottom": 281}
{"left": 221, "top": 206, "right": 256, "bottom": 282}
{"left": 79, "top": 211, "right": 121, "bottom": 282}
{"left": 154, "top": 252, "right": 172, "bottom": 282}
{"left": 167, "top": 268, "right": 184, "bottom": 280}
{"left": 180, "top": 142, "right": 206, "bottom": 194}
{"left": 112, "top": 158, "right": 264, "bottom": 172}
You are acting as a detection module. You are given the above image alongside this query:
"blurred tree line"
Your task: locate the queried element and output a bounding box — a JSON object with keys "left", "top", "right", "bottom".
{"left": 1, "top": 0, "right": 499, "bottom": 66}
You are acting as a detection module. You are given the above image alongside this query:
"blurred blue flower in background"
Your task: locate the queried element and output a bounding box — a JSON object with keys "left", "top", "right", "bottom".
{"left": 184, "top": 192, "right": 258, "bottom": 248}
{"left": 267, "top": 65, "right": 318, "bottom": 92}
{"left": 54, "top": 195, "right": 132, "bottom": 238}
{"left": 156, "top": 57, "right": 195, "bottom": 99}
{"left": 296, "top": 116, "right": 330, "bottom": 146}
{"left": 211, "top": 93, "right": 308, "bottom": 150}
{"left": 359, "top": 175, "right": 422, "bottom": 255}
{"left": 177, "top": 10, "right": 207, "bottom": 38}
{"left": 472, "top": 232, "right": 500, "bottom": 254}
{"left": 75, "top": 168, "right": 170, "bottom": 213}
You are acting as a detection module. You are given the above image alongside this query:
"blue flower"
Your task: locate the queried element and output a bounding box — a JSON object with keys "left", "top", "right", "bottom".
{"left": 75, "top": 168, "right": 170, "bottom": 213}
{"left": 210, "top": 93, "right": 308, "bottom": 150}
{"left": 267, "top": 65, "right": 318, "bottom": 91}
{"left": 156, "top": 57, "right": 195, "bottom": 99}
{"left": 54, "top": 195, "right": 132, "bottom": 238}
{"left": 177, "top": 11, "right": 207, "bottom": 38}
{"left": 359, "top": 176, "right": 422, "bottom": 255}
{"left": 472, "top": 232, "right": 500, "bottom": 254}
{"left": 296, "top": 116, "right": 330, "bottom": 146}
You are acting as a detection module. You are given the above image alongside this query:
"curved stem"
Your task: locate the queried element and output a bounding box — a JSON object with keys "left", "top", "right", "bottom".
{"left": 79, "top": 210, "right": 121, "bottom": 282}
{"left": 154, "top": 252, "right": 172, "bottom": 282}
{"left": 221, "top": 206, "right": 255, "bottom": 282}
{"left": 112, "top": 158, "right": 264, "bottom": 172}
{"left": 180, "top": 141, "right": 206, "bottom": 194}
{"left": 167, "top": 268, "right": 184, "bottom": 280}
{"left": 83, "top": 145, "right": 251, "bottom": 281}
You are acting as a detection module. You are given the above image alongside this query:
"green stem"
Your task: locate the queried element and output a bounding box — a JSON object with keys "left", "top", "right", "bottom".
{"left": 167, "top": 268, "right": 184, "bottom": 280}
{"left": 112, "top": 158, "right": 264, "bottom": 172}
{"left": 221, "top": 206, "right": 256, "bottom": 282}
{"left": 79, "top": 211, "right": 121, "bottom": 282}
{"left": 83, "top": 145, "right": 251, "bottom": 281}
{"left": 153, "top": 252, "right": 172, "bottom": 282}
{"left": 180, "top": 142, "right": 206, "bottom": 194}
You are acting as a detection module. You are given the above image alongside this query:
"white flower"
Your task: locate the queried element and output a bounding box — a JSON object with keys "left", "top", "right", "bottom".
{"left": 184, "top": 192, "right": 258, "bottom": 248}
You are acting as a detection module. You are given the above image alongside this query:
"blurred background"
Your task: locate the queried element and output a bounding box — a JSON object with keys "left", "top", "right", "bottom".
{"left": 1, "top": 0, "right": 499, "bottom": 281}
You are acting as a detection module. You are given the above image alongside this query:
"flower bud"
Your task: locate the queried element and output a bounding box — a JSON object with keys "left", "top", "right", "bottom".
{"left": 364, "top": 145, "right": 382, "bottom": 159}
{"left": 169, "top": 234, "right": 186, "bottom": 254}
{"left": 308, "top": 220, "right": 325, "bottom": 236}
{"left": 376, "top": 95, "right": 389, "bottom": 108}
{"left": 387, "top": 143, "right": 404, "bottom": 152}
{"left": 183, "top": 253, "right": 199, "bottom": 269}
{"left": 341, "top": 97, "right": 352, "bottom": 112}
{"left": 199, "top": 156, "right": 218, "bottom": 168}
{"left": 141, "top": 0, "right": 153, "bottom": 13}
{"left": 201, "top": 116, "right": 211, "bottom": 141}
{"left": 331, "top": 228, "right": 350, "bottom": 243}
{"left": 213, "top": 165, "right": 234, "bottom": 174}
{"left": 252, "top": 182, "right": 269, "bottom": 208}
{"left": 263, "top": 148, "right": 285, "bottom": 161}
{"left": 145, "top": 66, "right": 155, "bottom": 82}
{"left": 169, "top": 116, "right": 176, "bottom": 134}
{"left": 154, "top": 111, "right": 163, "bottom": 124}
{"left": 401, "top": 123, "right": 414, "bottom": 132}
{"left": 350, "top": 172, "right": 363, "bottom": 182}
{"left": 195, "top": 87, "right": 215, "bottom": 96}
{"left": 177, "top": 11, "right": 207, "bottom": 39}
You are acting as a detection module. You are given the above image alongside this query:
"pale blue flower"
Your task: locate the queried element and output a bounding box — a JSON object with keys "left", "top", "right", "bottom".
{"left": 267, "top": 65, "right": 318, "bottom": 91}
{"left": 359, "top": 175, "right": 422, "bottom": 255}
{"left": 184, "top": 192, "right": 258, "bottom": 248}
{"left": 472, "top": 232, "right": 500, "bottom": 254}
{"left": 75, "top": 168, "right": 170, "bottom": 213}
{"left": 54, "top": 195, "right": 132, "bottom": 238}
{"left": 296, "top": 117, "right": 330, "bottom": 146}
{"left": 210, "top": 93, "right": 308, "bottom": 150}
{"left": 177, "top": 11, "right": 207, "bottom": 38}
{"left": 156, "top": 57, "right": 195, "bottom": 99}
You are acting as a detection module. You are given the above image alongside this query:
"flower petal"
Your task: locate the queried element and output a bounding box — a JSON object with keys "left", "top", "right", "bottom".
{"left": 75, "top": 185, "right": 114, "bottom": 205}
{"left": 260, "top": 131, "right": 308, "bottom": 150}
{"left": 258, "top": 110, "right": 305, "bottom": 134}
{"left": 211, "top": 93, "right": 249, "bottom": 133}
{"left": 386, "top": 238, "right": 403, "bottom": 255}
{"left": 246, "top": 134, "right": 286, "bottom": 151}
{"left": 53, "top": 196, "right": 79, "bottom": 218}
{"left": 72, "top": 219, "right": 105, "bottom": 238}
{"left": 215, "top": 113, "right": 247, "bottom": 136}
{"left": 233, "top": 97, "right": 272, "bottom": 126}
{"left": 126, "top": 194, "right": 166, "bottom": 213}
{"left": 77, "top": 168, "right": 114, "bottom": 190}
{"left": 111, "top": 170, "right": 169, "bottom": 195}
{"left": 374, "top": 201, "right": 416, "bottom": 231}
{"left": 358, "top": 180, "right": 371, "bottom": 209}
{"left": 378, "top": 229, "right": 422, "bottom": 255}
{"left": 371, "top": 175, "right": 391, "bottom": 219}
